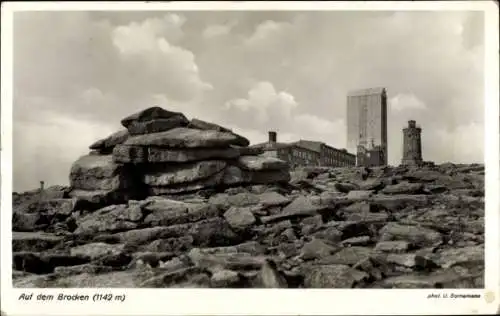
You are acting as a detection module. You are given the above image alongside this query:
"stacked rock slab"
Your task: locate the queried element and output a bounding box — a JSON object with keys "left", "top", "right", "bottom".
{"left": 68, "top": 153, "right": 140, "bottom": 210}
{"left": 69, "top": 107, "right": 290, "bottom": 207}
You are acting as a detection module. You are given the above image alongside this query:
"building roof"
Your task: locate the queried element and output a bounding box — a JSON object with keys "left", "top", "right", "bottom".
{"left": 293, "top": 140, "right": 323, "bottom": 153}
{"left": 250, "top": 141, "right": 293, "bottom": 151}
{"left": 251, "top": 139, "right": 355, "bottom": 157}
{"left": 347, "top": 87, "right": 386, "bottom": 97}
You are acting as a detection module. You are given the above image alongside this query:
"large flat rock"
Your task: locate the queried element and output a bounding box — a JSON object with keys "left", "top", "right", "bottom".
{"left": 188, "top": 118, "right": 250, "bottom": 147}
{"left": 124, "top": 127, "right": 243, "bottom": 148}
{"left": 143, "top": 161, "right": 227, "bottom": 187}
{"left": 303, "top": 264, "right": 369, "bottom": 288}
{"left": 121, "top": 107, "right": 188, "bottom": 129}
{"left": 222, "top": 165, "right": 290, "bottom": 186}
{"left": 147, "top": 147, "right": 239, "bottom": 163}
{"left": 143, "top": 198, "right": 221, "bottom": 226}
{"left": 74, "top": 204, "right": 144, "bottom": 235}
{"left": 70, "top": 154, "right": 133, "bottom": 191}
{"left": 237, "top": 156, "right": 289, "bottom": 171}
{"left": 68, "top": 189, "right": 131, "bottom": 210}
{"left": 148, "top": 171, "right": 225, "bottom": 195}
{"left": 127, "top": 116, "right": 190, "bottom": 135}
{"left": 12, "top": 232, "right": 64, "bottom": 252}
{"left": 112, "top": 145, "right": 147, "bottom": 163}
{"left": 70, "top": 155, "right": 123, "bottom": 179}
{"left": 89, "top": 130, "right": 129, "bottom": 154}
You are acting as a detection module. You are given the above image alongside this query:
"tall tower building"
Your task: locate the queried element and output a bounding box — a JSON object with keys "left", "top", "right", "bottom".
{"left": 346, "top": 87, "right": 388, "bottom": 166}
{"left": 401, "top": 120, "right": 423, "bottom": 166}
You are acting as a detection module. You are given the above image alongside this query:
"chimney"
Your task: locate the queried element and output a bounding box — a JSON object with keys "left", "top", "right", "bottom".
{"left": 268, "top": 131, "right": 277, "bottom": 143}
{"left": 408, "top": 120, "right": 416, "bottom": 128}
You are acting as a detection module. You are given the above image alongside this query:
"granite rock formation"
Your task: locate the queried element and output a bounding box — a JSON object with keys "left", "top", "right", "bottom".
{"left": 12, "top": 157, "right": 484, "bottom": 288}
{"left": 70, "top": 107, "right": 285, "bottom": 209}
{"left": 11, "top": 107, "right": 484, "bottom": 288}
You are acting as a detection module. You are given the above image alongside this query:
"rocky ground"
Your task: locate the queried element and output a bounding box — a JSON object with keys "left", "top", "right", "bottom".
{"left": 12, "top": 163, "right": 484, "bottom": 288}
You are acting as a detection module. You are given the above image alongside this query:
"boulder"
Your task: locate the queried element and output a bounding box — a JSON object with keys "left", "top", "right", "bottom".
{"left": 68, "top": 189, "right": 131, "bottom": 210}
{"left": 147, "top": 147, "right": 239, "bottom": 163}
{"left": 319, "top": 246, "right": 373, "bottom": 266}
{"left": 74, "top": 204, "right": 144, "bottom": 236}
{"left": 210, "top": 269, "right": 241, "bottom": 288}
{"left": 369, "top": 194, "right": 430, "bottom": 211}
{"left": 124, "top": 217, "right": 241, "bottom": 248}
{"left": 346, "top": 190, "right": 374, "bottom": 201}
{"left": 434, "top": 245, "right": 484, "bottom": 269}
{"left": 256, "top": 260, "right": 288, "bottom": 288}
{"left": 148, "top": 172, "right": 225, "bottom": 195}
{"left": 222, "top": 165, "right": 290, "bottom": 186}
{"left": 258, "top": 191, "right": 291, "bottom": 208}
{"left": 236, "top": 156, "right": 289, "bottom": 171}
{"left": 120, "top": 107, "right": 188, "bottom": 129}
{"left": 12, "top": 232, "right": 64, "bottom": 252}
{"left": 188, "top": 118, "right": 250, "bottom": 147}
{"left": 300, "top": 238, "right": 338, "bottom": 260}
{"left": 303, "top": 264, "right": 369, "bottom": 288}
{"left": 260, "top": 195, "right": 323, "bottom": 223}
{"left": 70, "top": 155, "right": 132, "bottom": 191}
{"left": 143, "top": 236, "right": 194, "bottom": 254}
{"left": 112, "top": 145, "right": 147, "bottom": 164}
{"left": 378, "top": 268, "right": 482, "bottom": 289}
{"left": 70, "top": 243, "right": 126, "bottom": 261}
{"left": 12, "top": 212, "right": 44, "bottom": 232}
{"left": 13, "top": 252, "right": 90, "bottom": 274}
{"left": 379, "top": 223, "right": 443, "bottom": 248}
{"left": 124, "top": 127, "right": 244, "bottom": 148}
{"left": 143, "top": 198, "right": 220, "bottom": 226}
{"left": 127, "top": 116, "right": 189, "bottom": 135}
{"left": 38, "top": 198, "right": 77, "bottom": 217}
{"left": 382, "top": 182, "right": 425, "bottom": 195}
{"left": 374, "top": 241, "right": 410, "bottom": 253}
{"left": 208, "top": 192, "right": 260, "bottom": 209}
{"left": 143, "top": 161, "right": 227, "bottom": 187}
{"left": 223, "top": 207, "right": 257, "bottom": 230}
{"left": 231, "top": 145, "right": 264, "bottom": 156}
{"left": 89, "top": 130, "right": 129, "bottom": 154}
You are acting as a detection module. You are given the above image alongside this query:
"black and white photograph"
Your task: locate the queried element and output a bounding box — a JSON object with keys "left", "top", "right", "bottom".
{"left": 1, "top": 1, "right": 499, "bottom": 315}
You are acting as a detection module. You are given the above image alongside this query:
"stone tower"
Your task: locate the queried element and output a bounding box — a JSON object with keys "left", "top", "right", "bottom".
{"left": 402, "top": 120, "right": 423, "bottom": 166}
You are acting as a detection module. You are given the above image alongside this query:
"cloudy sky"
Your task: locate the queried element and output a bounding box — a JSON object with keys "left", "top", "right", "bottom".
{"left": 12, "top": 9, "right": 485, "bottom": 191}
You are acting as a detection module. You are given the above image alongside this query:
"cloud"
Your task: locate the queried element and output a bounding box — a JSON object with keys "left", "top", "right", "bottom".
{"left": 111, "top": 16, "right": 213, "bottom": 102}
{"left": 244, "top": 20, "right": 293, "bottom": 47}
{"left": 13, "top": 103, "right": 116, "bottom": 192}
{"left": 224, "top": 81, "right": 298, "bottom": 125}
{"left": 224, "top": 81, "right": 347, "bottom": 148}
{"left": 202, "top": 21, "right": 236, "bottom": 39}
{"left": 12, "top": 10, "right": 485, "bottom": 191}
{"left": 389, "top": 93, "right": 427, "bottom": 112}
{"left": 432, "top": 122, "right": 484, "bottom": 164}
{"left": 112, "top": 14, "right": 186, "bottom": 50}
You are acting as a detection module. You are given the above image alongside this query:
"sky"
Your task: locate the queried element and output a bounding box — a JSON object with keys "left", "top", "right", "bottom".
{"left": 12, "top": 10, "right": 485, "bottom": 192}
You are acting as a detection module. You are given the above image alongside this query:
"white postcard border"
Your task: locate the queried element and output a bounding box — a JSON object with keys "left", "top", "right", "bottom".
{"left": 1, "top": 1, "right": 498, "bottom": 315}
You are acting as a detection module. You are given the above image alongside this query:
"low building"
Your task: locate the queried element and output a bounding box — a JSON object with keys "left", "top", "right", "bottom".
{"left": 356, "top": 144, "right": 385, "bottom": 167}
{"left": 251, "top": 131, "right": 355, "bottom": 168}
{"left": 294, "top": 140, "right": 356, "bottom": 167}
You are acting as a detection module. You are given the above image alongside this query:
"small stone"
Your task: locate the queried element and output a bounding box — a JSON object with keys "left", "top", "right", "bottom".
{"left": 341, "top": 236, "right": 371, "bottom": 246}
{"left": 210, "top": 269, "right": 240, "bottom": 288}
{"left": 301, "top": 239, "right": 338, "bottom": 260}
{"left": 223, "top": 207, "right": 257, "bottom": 229}
{"left": 346, "top": 190, "right": 374, "bottom": 201}
{"left": 319, "top": 246, "right": 373, "bottom": 266}
{"left": 374, "top": 241, "right": 410, "bottom": 253}
{"left": 304, "top": 264, "right": 369, "bottom": 288}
